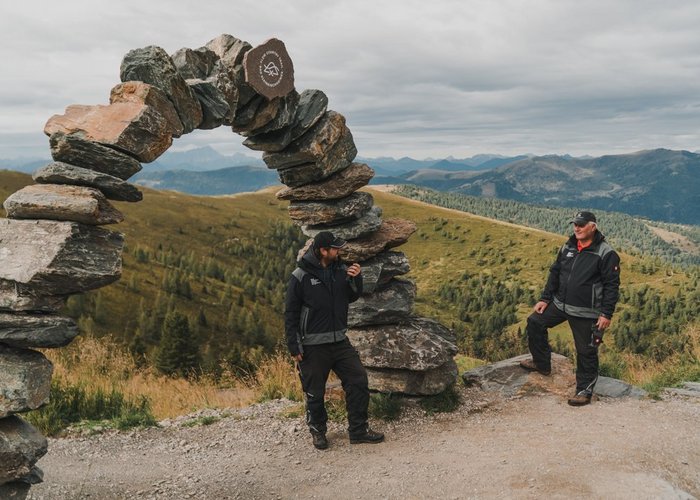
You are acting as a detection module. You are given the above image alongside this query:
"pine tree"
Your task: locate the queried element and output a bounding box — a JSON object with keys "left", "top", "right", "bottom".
{"left": 155, "top": 312, "right": 201, "bottom": 377}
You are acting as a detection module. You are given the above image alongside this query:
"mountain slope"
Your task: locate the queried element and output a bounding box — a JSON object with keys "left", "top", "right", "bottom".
{"left": 454, "top": 149, "right": 700, "bottom": 224}
{"left": 133, "top": 165, "right": 279, "bottom": 195}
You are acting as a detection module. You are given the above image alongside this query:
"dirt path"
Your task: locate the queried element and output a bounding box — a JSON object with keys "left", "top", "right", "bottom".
{"left": 27, "top": 389, "right": 699, "bottom": 499}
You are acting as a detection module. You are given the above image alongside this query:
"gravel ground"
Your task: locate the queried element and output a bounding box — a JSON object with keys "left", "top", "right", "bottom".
{"left": 25, "top": 387, "right": 700, "bottom": 499}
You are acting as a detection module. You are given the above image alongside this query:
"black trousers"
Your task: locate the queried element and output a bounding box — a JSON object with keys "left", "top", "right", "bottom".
{"left": 297, "top": 338, "right": 370, "bottom": 437}
{"left": 526, "top": 304, "right": 599, "bottom": 395}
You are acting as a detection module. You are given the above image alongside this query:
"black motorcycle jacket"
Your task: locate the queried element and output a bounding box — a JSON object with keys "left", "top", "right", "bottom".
{"left": 541, "top": 230, "right": 620, "bottom": 319}
{"left": 285, "top": 248, "right": 362, "bottom": 356}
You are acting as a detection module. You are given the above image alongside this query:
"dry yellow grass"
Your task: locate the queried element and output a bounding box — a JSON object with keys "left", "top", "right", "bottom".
{"left": 44, "top": 335, "right": 258, "bottom": 419}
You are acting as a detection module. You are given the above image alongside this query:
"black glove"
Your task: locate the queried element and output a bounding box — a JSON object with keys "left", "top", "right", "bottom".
{"left": 589, "top": 325, "right": 604, "bottom": 348}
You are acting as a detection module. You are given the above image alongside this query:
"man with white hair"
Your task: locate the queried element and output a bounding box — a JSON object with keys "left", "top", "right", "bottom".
{"left": 520, "top": 211, "right": 621, "bottom": 406}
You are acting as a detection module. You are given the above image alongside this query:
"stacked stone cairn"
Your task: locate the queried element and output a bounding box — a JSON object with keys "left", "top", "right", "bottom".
{"left": 0, "top": 34, "right": 457, "bottom": 493}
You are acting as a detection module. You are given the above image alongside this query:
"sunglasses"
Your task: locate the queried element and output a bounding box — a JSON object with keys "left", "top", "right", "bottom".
{"left": 573, "top": 222, "right": 589, "bottom": 228}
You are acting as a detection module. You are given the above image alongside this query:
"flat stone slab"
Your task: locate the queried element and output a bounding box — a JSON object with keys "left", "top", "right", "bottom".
{"left": 302, "top": 205, "right": 382, "bottom": 241}
{"left": 0, "top": 219, "right": 123, "bottom": 310}
{"left": 0, "top": 313, "right": 78, "bottom": 348}
{"left": 359, "top": 251, "right": 411, "bottom": 294}
{"left": 348, "top": 278, "right": 416, "bottom": 327}
{"left": 347, "top": 317, "right": 456, "bottom": 371}
{"left": 462, "top": 354, "right": 575, "bottom": 398}
{"left": 366, "top": 359, "right": 459, "bottom": 396}
{"left": 33, "top": 161, "right": 143, "bottom": 202}
{"left": 243, "top": 38, "right": 295, "bottom": 99}
{"left": 341, "top": 218, "right": 417, "bottom": 263}
{"left": 288, "top": 192, "right": 373, "bottom": 227}
{"left": 0, "top": 347, "right": 53, "bottom": 417}
{"left": 0, "top": 416, "right": 48, "bottom": 484}
{"left": 48, "top": 132, "right": 142, "bottom": 181}
{"left": 276, "top": 162, "right": 374, "bottom": 201}
{"left": 595, "top": 376, "right": 647, "bottom": 399}
{"left": 4, "top": 184, "right": 124, "bottom": 225}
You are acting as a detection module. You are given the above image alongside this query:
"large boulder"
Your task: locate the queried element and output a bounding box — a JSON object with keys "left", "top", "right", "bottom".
{"left": 120, "top": 45, "right": 203, "bottom": 133}
{"left": 462, "top": 353, "right": 575, "bottom": 398}
{"left": 341, "top": 218, "right": 417, "bottom": 262}
{"left": 110, "top": 81, "right": 184, "bottom": 138}
{"left": 0, "top": 416, "right": 48, "bottom": 484}
{"left": 0, "top": 219, "right": 123, "bottom": 311}
{"left": 44, "top": 102, "right": 173, "bottom": 163}
{"left": 348, "top": 278, "right": 416, "bottom": 327}
{"left": 4, "top": 184, "right": 124, "bottom": 225}
{"left": 0, "top": 347, "right": 52, "bottom": 417}
{"left": 33, "top": 161, "right": 143, "bottom": 202}
{"left": 302, "top": 205, "right": 382, "bottom": 240}
{"left": 359, "top": 251, "right": 411, "bottom": 294}
{"left": 276, "top": 162, "right": 374, "bottom": 201}
{"left": 0, "top": 313, "right": 78, "bottom": 349}
{"left": 244, "top": 89, "right": 328, "bottom": 152}
{"left": 365, "top": 360, "right": 459, "bottom": 396}
{"left": 595, "top": 376, "right": 648, "bottom": 399}
{"left": 48, "top": 132, "right": 142, "bottom": 181}
{"left": 347, "top": 317, "right": 456, "bottom": 371}
{"left": 288, "top": 192, "right": 373, "bottom": 226}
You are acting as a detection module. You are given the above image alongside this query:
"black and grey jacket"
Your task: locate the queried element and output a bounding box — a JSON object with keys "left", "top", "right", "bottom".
{"left": 541, "top": 231, "right": 621, "bottom": 319}
{"left": 284, "top": 248, "right": 362, "bottom": 356}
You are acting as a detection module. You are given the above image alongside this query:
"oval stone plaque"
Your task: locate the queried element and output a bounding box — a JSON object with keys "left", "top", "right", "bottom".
{"left": 243, "top": 38, "right": 295, "bottom": 99}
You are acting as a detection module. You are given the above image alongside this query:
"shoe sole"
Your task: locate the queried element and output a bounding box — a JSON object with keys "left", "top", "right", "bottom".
{"left": 567, "top": 399, "right": 591, "bottom": 407}
{"left": 519, "top": 363, "right": 551, "bottom": 376}
{"left": 350, "top": 438, "right": 385, "bottom": 444}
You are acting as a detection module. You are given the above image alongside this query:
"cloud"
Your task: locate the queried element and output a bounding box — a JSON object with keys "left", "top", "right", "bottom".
{"left": 1, "top": 0, "right": 699, "bottom": 160}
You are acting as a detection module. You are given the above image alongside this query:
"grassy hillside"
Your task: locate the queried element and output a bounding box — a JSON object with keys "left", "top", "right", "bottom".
{"left": 1, "top": 172, "right": 697, "bottom": 404}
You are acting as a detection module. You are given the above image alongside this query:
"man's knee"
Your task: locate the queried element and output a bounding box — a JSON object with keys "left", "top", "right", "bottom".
{"left": 526, "top": 314, "right": 546, "bottom": 336}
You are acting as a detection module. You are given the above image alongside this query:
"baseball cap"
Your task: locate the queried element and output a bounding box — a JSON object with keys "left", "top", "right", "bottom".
{"left": 313, "top": 231, "right": 347, "bottom": 249}
{"left": 569, "top": 211, "right": 597, "bottom": 225}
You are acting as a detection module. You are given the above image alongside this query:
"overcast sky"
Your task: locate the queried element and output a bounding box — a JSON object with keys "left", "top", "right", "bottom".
{"left": 1, "top": 0, "right": 699, "bottom": 161}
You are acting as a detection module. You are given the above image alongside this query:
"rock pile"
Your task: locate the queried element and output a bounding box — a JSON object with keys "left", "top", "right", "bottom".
{"left": 0, "top": 33, "right": 457, "bottom": 492}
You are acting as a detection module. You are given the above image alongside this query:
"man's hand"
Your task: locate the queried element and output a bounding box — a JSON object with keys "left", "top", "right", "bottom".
{"left": 346, "top": 263, "right": 361, "bottom": 278}
{"left": 533, "top": 301, "right": 549, "bottom": 314}
{"left": 596, "top": 316, "right": 611, "bottom": 331}
{"left": 292, "top": 353, "right": 303, "bottom": 362}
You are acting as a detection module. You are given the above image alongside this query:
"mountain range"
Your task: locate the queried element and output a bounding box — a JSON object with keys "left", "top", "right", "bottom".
{"left": 2, "top": 147, "right": 698, "bottom": 224}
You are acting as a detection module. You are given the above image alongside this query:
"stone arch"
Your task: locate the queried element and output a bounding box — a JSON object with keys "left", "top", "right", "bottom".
{"left": 0, "top": 34, "right": 457, "bottom": 491}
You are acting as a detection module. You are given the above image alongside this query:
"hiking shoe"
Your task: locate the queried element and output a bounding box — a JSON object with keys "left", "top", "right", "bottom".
{"left": 311, "top": 432, "right": 328, "bottom": 450}
{"left": 567, "top": 392, "right": 592, "bottom": 406}
{"left": 350, "top": 429, "right": 385, "bottom": 444}
{"left": 519, "top": 358, "right": 551, "bottom": 376}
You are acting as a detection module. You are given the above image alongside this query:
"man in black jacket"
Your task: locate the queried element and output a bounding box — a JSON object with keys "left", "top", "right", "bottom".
{"left": 285, "top": 231, "right": 384, "bottom": 449}
{"left": 520, "top": 211, "right": 621, "bottom": 406}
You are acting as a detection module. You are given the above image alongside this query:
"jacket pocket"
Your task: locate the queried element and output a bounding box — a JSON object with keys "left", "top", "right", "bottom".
{"left": 300, "top": 305, "right": 310, "bottom": 339}
{"left": 591, "top": 283, "right": 603, "bottom": 310}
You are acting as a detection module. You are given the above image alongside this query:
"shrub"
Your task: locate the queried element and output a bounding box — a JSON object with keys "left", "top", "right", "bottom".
{"left": 369, "top": 393, "right": 403, "bottom": 421}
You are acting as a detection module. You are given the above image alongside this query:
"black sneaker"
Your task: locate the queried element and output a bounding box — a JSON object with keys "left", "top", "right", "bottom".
{"left": 311, "top": 432, "right": 328, "bottom": 450}
{"left": 350, "top": 429, "right": 385, "bottom": 444}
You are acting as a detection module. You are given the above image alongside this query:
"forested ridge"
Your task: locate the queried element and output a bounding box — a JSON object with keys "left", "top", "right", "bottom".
{"left": 394, "top": 185, "right": 700, "bottom": 266}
